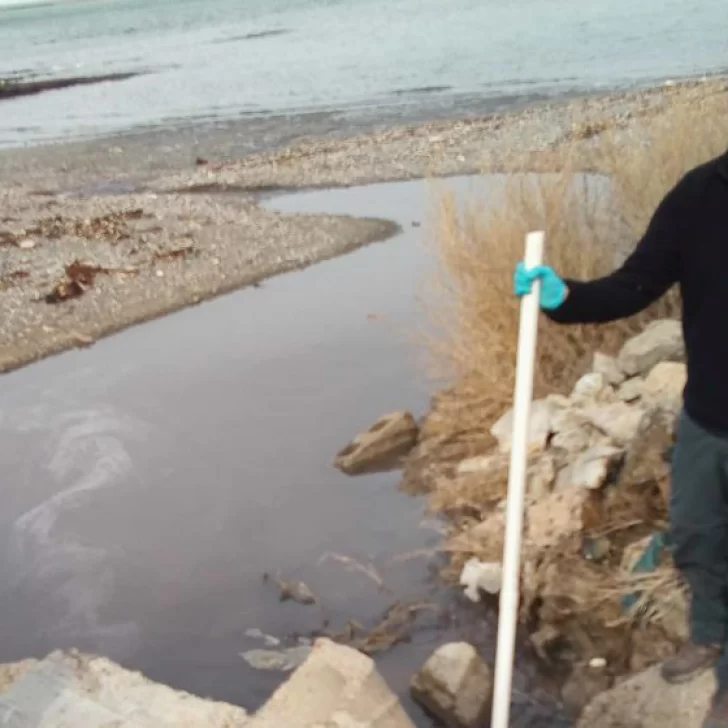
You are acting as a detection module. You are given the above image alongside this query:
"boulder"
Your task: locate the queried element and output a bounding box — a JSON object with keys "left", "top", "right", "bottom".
{"left": 251, "top": 638, "right": 415, "bottom": 728}
{"left": 577, "top": 402, "right": 645, "bottom": 445}
{"left": 577, "top": 664, "right": 714, "bottom": 728}
{"left": 642, "top": 361, "right": 687, "bottom": 413}
{"left": 0, "top": 651, "right": 250, "bottom": 727}
{"left": 335, "top": 411, "right": 419, "bottom": 475}
{"left": 410, "top": 643, "right": 492, "bottom": 728}
{"left": 619, "top": 409, "right": 674, "bottom": 491}
{"left": 556, "top": 444, "right": 624, "bottom": 491}
{"left": 490, "top": 399, "right": 553, "bottom": 455}
{"left": 593, "top": 352, "right": 626, "bottom": 386}
{"left": 617, "top": 320, "right": 684, "bottom": 377}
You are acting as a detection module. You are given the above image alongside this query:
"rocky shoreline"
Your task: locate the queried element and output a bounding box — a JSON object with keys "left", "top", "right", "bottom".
{"left": 334, "top": 320, "right": 702, "bottom": 726}
{"left": 2, "top": 75, "right": 728, "bottom": 724}
{"left": 1, "top": 75, "right": 726, "bottom": 375}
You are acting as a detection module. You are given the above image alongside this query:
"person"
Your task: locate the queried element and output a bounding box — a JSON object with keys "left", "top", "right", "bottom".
{"left": 513, "top": 148, "right": 728, "bottom": 728}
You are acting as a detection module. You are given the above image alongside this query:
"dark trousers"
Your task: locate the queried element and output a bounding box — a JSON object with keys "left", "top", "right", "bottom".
{"left": 670, "top": 410, "right": 728, "bottom": 688}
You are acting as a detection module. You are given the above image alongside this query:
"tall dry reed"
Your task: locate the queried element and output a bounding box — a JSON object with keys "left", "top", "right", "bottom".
{"left": 421, "top": 93, "right": 728, "bottom": 452}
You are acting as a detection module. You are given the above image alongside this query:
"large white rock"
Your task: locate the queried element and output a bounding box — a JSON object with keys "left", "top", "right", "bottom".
{"left": 578, "top": 402, "right": 646, "bottom": 445}
{"left": 251, "top": 638, "right": 415, "bottom": 728}
{"left": 0, "top": 651, "right": 250, "bottom": 727}
{"left": 617, "top": 320, "right": 684, "bottom": 377}
{"left": 490, "top": 399, "right": 554, "bottom": 455}
{"left": 410, "top": 643, "right": 492, "bottom": 728}
{"left": 557, "top": 444, "right": 624, "bottom": 491}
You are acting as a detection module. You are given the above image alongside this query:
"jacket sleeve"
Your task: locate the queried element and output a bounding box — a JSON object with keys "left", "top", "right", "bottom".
{"left": 545, "top": 184, "right": 684, "bottom": 325}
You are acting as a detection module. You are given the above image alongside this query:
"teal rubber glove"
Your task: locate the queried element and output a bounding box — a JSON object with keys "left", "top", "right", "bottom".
{"left": 514, "top": 262, "right": 568, "bottom": 311}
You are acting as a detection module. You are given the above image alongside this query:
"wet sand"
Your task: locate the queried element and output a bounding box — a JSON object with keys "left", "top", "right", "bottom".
{"left": 0, "top": 177, "right": 569, "bottom": 726}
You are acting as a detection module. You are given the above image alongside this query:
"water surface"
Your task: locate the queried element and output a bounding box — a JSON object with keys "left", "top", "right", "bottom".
{"left": 0, "top": 175, "right": 568, "bottom": 725}
{"left": 0, "top": 0, "right": 726, "bottom": 146}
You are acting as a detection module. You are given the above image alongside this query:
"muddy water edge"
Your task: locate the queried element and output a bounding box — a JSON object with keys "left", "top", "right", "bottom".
{"left": 0, "top": 176, "right": 569, "bottom": 726}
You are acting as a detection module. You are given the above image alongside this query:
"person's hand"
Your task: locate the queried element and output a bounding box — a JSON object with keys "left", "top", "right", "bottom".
{"left": 513, "top": 262, "right": 568, "bottom": 311}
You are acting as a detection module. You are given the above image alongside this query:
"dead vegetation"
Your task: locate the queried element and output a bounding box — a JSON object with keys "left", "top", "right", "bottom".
{"left": 417, "top": 91, "right": 728, "bottom": 477}
{"left": 408, "top": 91, "right": 728, "bottom": 695}
{"left": 0, "top": 209, "right": 148, "bottom": 247}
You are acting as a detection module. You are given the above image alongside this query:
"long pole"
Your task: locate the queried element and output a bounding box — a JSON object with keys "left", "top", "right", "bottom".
{"left": 490, "top": 231, "right": 545, "bottom": 728}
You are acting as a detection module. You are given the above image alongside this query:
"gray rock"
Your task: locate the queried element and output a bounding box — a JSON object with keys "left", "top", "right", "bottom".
{"left": 334, "top": 411, "right": 419, "bottom": 475}
{"left": 578, "top": 402, "right": 645, "bottom": 445}
{"left": 618, "top": 320, "right": 684, "bottom": 377}
{"left": 491, "top": 399, "right": 554, "bottom": 455}
{"left": 411, "top": 643, "right": 492, "bottom": 728}
{"left": 558, "top": 444, "right": 624, "bottom": 491}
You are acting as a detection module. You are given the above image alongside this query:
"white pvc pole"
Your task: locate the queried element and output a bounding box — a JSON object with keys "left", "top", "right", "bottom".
{"left": 490, "top": 230, "right": 545, "bottom": 728}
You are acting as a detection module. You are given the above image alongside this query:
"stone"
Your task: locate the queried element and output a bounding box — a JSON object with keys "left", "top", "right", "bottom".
{"left": 617, "top": 377, "right": 645, "bottom": 403}
{"left": 593, "top": 352, "right": 626, "bottom": 386}
{"left": 459, "top": 558, "right": 503, "bottom": 601}
{"left": 335, "top": 411, "right": 419, "bottom": 475}
{"left": 578, "top": 402, "right": 646, "bottom": 445}
{"left": 410, "top": 643, "right": 492, "bottom": 728}
{"left": 490, "top": 399, "right": 553, "bottom": 455}
{"left": 619, "top": 409, "right": 674, "bottom": 490}
{"left": 617, "top": 319, "right": 684, "bottom": 377}
{"left": 558, "top": 444, "right": 624, "bottom": 491}
{"left": 577, "top": 664, "right": 714, "bottom": 728}
{"left": 642, "top": 361, "right": 687, "bottom": 413}
{"left": 251, "top": 638, "right": 415, "bottom": 728}
{"left": 550, "top": 425, "right": 592, "bottom": 455}
{"left": 0, "top": 650, "right": 250, "bottom": 727}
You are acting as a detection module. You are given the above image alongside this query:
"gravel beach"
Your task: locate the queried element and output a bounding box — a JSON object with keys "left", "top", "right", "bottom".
{"left": 1, "top": 75, "right": 726, "bottom": 373}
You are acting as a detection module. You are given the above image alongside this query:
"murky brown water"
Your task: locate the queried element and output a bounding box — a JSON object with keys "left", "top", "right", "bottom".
{"left": 0, "top": 175, "right": 568, "bottom": 725}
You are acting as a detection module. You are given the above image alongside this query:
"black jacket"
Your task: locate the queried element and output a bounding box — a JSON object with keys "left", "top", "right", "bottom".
{"left": 546, "top": 149, "right": 728, "bottom": 432}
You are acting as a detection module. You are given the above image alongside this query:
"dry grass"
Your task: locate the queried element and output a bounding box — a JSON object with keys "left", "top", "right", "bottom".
{"left": 419, "top": 93, "right": 728, "bottom": 461}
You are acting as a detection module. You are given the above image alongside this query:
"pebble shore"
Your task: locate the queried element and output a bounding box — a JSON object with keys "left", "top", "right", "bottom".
{"left": 1, "top": 75, "right": 726, "bottom": 372}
